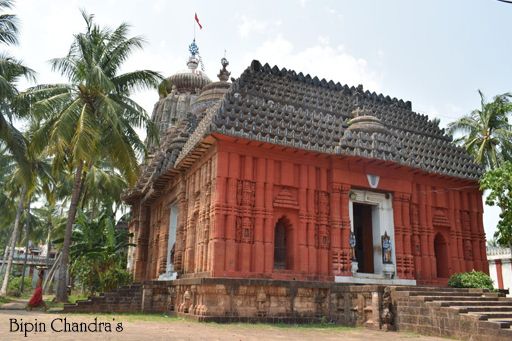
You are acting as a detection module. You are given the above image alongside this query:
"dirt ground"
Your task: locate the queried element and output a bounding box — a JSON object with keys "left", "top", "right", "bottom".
{"left": 0, "top": 309, "right": 450, "bottom": 341}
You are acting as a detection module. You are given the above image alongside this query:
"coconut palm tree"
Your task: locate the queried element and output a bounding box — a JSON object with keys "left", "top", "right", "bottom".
{"left": 0, "top": 0, "right": 35, "bottom": 177}
{"left": 28, "top": 11, "right": 161, "bottom": 301}
{"left": 0, "top": 145, "right": 17, "bottom": 277}
{"left": 80, "top": 161, "right": 128, "bottom": 219}
{"left": 0, "top": 133, "right": 54, "bottom": 296}
{"left": 0, "top": 0, "right": 18, "bottom": 45}
{"left": 448, "top": 90, "right": 512, "bottom": 170}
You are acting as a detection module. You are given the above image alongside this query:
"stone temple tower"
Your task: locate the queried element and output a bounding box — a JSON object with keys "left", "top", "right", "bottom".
{"left": 148, "top": 39, "right": 211, "bottom": 152}
{"left": 124, "top": 40, "right": 232, "bottom": 276}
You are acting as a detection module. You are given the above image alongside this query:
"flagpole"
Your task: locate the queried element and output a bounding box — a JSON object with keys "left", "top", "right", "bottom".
{"left": 193, "top": 15, "right": 196, "bottom": 40}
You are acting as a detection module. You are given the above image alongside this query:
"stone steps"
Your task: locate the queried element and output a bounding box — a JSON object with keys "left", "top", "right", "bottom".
{"left": 408, "top": 291, "right": 486, "bottom": 297}
{"left": 455, "top": 306, "right": 512, "bottom": 313}
{"left": 393, "top": 286, "right": 477, "bottom": 292}
{"left": 436, "top": 300, "right": 512, "bottom": 307}
{"left": 487, "top": 320, "right": 512, "bottom": 329}
{"left": 469, "top": 311, "right": 512, "bottom": 320}
{"left": 63, "top": 283, "right": 143, "bottom": 313}
{"left": 394, "top": 286, "right": 512, "bottom": 340}
{"left": 422, "top": 295, "right": 501, "bottom": 302}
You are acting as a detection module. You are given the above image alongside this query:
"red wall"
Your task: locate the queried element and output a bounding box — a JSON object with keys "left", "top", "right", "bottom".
{"left": 132, "top": 135, "right": 488, "bottom": 285}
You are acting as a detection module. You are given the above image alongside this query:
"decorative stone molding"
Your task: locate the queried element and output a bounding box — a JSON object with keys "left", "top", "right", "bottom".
{"left": 273, "top": 187, "right": 299, "bottom": 209}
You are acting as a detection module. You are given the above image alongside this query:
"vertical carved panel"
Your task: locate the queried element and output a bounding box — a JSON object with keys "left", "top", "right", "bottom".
{"left": 463, "top": 239, "right": 473, "bottom": 260}
{"left": 236, "top": 216, "right": 255, "bottom": 243}
{"left": 237, "top": 180, "right": 256, "bottom": 207}
{"left": 318, "top": 225, "right": 330, "bottom": 249}
{"left": 461, "top": 211, "right": 471, "bottom": 232}
{"left": 315, "top": 191, "right": 330, "bottom": 216}
{"left": 236, "top": 180, "right": 256, "bottom": 244}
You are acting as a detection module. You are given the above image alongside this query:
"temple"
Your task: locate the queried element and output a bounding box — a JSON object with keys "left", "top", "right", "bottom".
{"left": 123, "top": 41, "right": 488, "bottom": 294}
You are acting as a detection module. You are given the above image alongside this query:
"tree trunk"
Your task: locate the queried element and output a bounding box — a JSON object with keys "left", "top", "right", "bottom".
{"left": 19, "top": 203, "right": 31, "bottom": 294}
{"left": 45, "top": 226, "right": 51, "bottom": 271}
{"left": 0, "top": 186, "right": 27, "bottom": 296}
{"left": 55, "top": 161, "right": 84, "bottom": 302}
{"left": 0, "top": 230, "right": 15, "bottom": 278}
{"left": 43, "top": 251, "right": 60, "bottom": 293}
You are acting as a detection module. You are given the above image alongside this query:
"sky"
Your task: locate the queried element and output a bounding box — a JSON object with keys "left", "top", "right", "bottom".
{"left": 6, "top": 0, "right": 512, "bottom": 238}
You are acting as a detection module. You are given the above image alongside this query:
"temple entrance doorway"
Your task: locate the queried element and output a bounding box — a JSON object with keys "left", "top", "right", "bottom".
{"left": 353, "top": 203, "right": 374, "bottom": 274}
{"left": 336, "top": 190, "right": 414, "bottom": 284}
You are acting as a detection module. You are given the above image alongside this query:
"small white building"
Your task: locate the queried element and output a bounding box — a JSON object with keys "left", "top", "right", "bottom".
{"left": 487, "top": 246, "right": 511, "bottom": 294}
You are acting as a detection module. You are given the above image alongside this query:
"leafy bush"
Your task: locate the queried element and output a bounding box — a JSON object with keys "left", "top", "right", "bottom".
{"left": 100, "top": 267, "right": 132, "bottom": 292}
{"left": 448, "top": 271, "right": 494, "bottom": 290}
{"left": 67, "top": 212, "right": 133, "bottom": 295}
{"left": 7, "top": 275, "right": 32, "bottom": 296}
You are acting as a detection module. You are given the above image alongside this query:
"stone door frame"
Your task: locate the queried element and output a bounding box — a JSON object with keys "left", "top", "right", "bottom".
{"left": 159, "top": 201, "right": 179, "bottom": 280}
{"left": 348, "top": 189, "right": 397, "bottom": 277}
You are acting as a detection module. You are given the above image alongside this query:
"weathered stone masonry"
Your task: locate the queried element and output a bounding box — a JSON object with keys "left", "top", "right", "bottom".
{"left": 121, "top": 48, "right": 488, "bottom": 319}
{"left": 129, "top": 137, "right": 486, "bottom": 285}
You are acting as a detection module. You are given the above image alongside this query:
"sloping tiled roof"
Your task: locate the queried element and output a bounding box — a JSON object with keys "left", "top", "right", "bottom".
{"left": 125, "top": 60, "right": 483, "bottom": 203}
{"left": 176, "top": 60, "right": 482, "bottom": 180}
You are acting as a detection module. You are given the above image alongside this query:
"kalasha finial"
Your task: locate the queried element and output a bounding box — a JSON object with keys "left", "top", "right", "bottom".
{"left": 217, "top": 56, "right": 231, "bottom": 82}
{"left": 189, "top": 39, "right": 199, "bottom": 56}
{"left": 187, "top": 39, "right": 200, "bottom": 71}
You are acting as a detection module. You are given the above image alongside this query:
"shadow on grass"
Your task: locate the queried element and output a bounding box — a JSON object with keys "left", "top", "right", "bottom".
{"left": 37, "top": 312, "right": 356, "bottom": 331}
{"left": 206, "top": 321, "right": 355, "bottom": 331}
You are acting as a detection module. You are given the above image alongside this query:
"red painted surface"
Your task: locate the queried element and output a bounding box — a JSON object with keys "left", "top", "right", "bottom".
{"left": 129, "top": 136, "right": 488, "bottom": 286}
{"left": 496, "top": 260, "right": 504, "bottom": 289}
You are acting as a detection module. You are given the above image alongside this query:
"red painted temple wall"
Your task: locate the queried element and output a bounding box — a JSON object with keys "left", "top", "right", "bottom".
{"left": 130, "top": 137, "right": 488, "bottom": 286}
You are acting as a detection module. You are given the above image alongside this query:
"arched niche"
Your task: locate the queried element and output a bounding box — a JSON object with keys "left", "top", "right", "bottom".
{"left": 274, "top": 216, "right": 293, "bottom": 270}
{"left": 434, "top": 233, "right": 449, "bottom": 278}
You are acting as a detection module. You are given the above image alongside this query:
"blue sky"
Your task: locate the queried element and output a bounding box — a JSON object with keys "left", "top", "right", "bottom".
{"left": 7, "top": 0, "right": 511, "bottom": 238}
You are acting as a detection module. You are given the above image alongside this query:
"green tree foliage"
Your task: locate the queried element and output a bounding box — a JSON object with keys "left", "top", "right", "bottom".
{"left": 56, "top": 211, "right": 133, "bottom": 295}
{"left": 480, "top": 161, "right": 512, "bottom": 247}
{"left": 0, "top": 120, "right": 58, "bottom": 295}
{"left": 0, "top": 0, "right": 35, "bottom": 177}
{"left": 448, "top": 90, "right": 512, "bottom": 170}
{"left": 28, "top": 11, "right": 161, "bottom": 301}
{"left": 0, "top": 146, "right": 16, "bottom": 247}
{"left": 7, "top": 275, "right": 31, "bottom": 296}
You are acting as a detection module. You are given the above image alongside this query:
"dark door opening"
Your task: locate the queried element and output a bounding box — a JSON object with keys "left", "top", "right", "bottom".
{"left": 434, "top": 233, "right": 449, "bottom": 278}
{"left": 274, "top": 218, "right": 287, "bottom": 269}
{"left": 353, "top": 203, "right": 374, "bottom": 273}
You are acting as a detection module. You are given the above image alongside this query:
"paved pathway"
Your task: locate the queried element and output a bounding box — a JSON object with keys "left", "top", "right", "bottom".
{"left": 0, "top": 309, "right": 450, "bottom": 341}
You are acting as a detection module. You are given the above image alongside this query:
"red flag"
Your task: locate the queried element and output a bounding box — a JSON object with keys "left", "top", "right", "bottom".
{"left": 195, "top": 13, "right": 203, "bottom": 29}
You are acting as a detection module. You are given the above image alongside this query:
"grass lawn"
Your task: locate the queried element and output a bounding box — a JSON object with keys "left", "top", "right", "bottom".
{"left": 0, "top": 296, "right": 12, "bottom": 304}
{"left": 44, "top": 293, "right": 89, "bottom": 310}
{"left": 58, "top": 312, "right": 356, "bottom": 331}
{"left": 207, "top": 321, "right": 354, "bottom": 331}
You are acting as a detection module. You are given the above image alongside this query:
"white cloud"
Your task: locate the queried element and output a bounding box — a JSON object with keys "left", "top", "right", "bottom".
{"left": 318, "top": 35, "right": 330, "bottom": 45}
{"left": 414, "top": 103, "right": 463, "bottom": 128}
{"left": 325, "top": 6, "right": 343, "bottom": 20}
{"left": 152, "top": 0, "right": 167, "bottom": 12}
{"left": 238, "top": 16, "right": 268, "bottom": 38}
{"left": 241, "top": 35, "right": 382, "bottom": 92}
{"left": 299, "top": 0, "right": 309, "bottom": 8}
